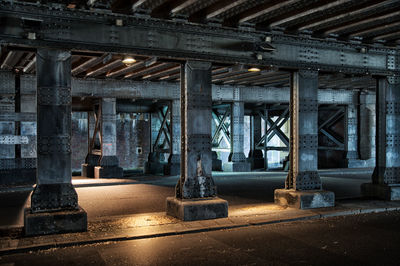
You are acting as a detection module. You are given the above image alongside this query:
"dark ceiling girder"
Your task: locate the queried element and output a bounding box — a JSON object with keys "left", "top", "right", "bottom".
{"left": 0, "top": 1, "right": 398, "bottom": 76}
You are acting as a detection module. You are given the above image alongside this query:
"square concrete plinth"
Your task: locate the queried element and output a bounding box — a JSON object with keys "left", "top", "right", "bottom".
{"left": 166, "top": 197, "right": 228, "bottom": 221}
{"left": 222, "top": 162, "right": 251, "bottom": 172}
{"left": 361, "top": 183, "right": 400, "bottom": 201}
{"left": 81, "top": 164, "right": 95, "bottom": 178}
{"left": 24, "top": 207, "right": 87, "bottom": 236}
{"left": 94, "top": 166, "right": 123, "bottom": 178}
{"left": 274, "top": 189, "right": 335, "bottom": 209}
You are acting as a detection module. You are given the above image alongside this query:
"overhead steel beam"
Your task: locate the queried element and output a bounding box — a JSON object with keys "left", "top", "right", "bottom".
{"left": 18, "top": 74, "right": 359, "bottom": 104}
{"left": 0, "top": 1, "right": 397, "bottom": 75}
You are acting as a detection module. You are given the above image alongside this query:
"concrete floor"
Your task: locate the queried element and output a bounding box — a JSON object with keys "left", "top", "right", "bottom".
{"left": 1, "top": 211, "right": 399, "bottom": 265}
{"left": 0, "top": 169, "right": 373, "bottom": 228}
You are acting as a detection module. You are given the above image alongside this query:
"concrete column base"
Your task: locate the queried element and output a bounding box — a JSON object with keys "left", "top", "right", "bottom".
{"left": 164, "top": 163, "right": 180, "bottom": 176}
{"left": 247, "top": 157, "right": 265, "bottom": 170}
{"left": 81, "top": 164, "right": 95, "bottom": 178}
{"left": 361, "top": 183, "right": 400, "bottom": 201}
{"left": 144, "top": 161, "right": 166, "bottom": 175}
{"left": 166, "top": 197, "right": 228, "bottom": 221}
{"left": 222, "top": 162, "right": 251, "bottom": 172}
{"left": 274, "top": 189, "right": 335, "bottom": 209}
{"left": 94, "top": 166, "right": 123, "bottom": 178}
{"left": 24, "top": 206, "right": 87, "bottom": 236}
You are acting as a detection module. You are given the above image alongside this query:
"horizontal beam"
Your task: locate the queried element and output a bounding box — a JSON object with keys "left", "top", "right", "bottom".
{"left": 0, "top": 1, "right": 397, "bottom": 75}
{"left": 19, "top": 74, "right": 358, "bottom": 104}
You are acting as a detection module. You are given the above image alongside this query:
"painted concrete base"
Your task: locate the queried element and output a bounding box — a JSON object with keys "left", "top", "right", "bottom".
{"left": 166, "top": 197, "right": 228, "bottom": 221}
{"left": 81, "top": 164, "right": 95, "bottom": 178}
{"left": 222, "top": 162, "right": 251, "bottom": 172}
{"left": 164, "top": 163, "right": 180, "bottom": 176}
{"left": 274, "top": 189, "right": 335, "bottom": 209}
{"left": 144, "top": 162, "right": 166, "bottom": 175}
{"left": 361, "top": 183, "right": 400, "bottom": 201}
{"left": 24, "top": 207, "right": 87, "bottom": 236}
{"left": 94, "top": 166, "right": 123, "bottom": 178}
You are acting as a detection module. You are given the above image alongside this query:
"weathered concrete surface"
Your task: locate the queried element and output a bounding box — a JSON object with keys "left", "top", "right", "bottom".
{"left": 94, "top": 166, "right": 123, "bottom": 179}
{"left": 361, "top": 183, "right": 400, "bottom": 201}
{"left": 274, "top": 189, "right": 335, "bottom": 209}
{"left": 166, "top": 197, "right": 228, "bottom": 221}
{"left": 24, "top": 207, "right": 87, "bottom": 236}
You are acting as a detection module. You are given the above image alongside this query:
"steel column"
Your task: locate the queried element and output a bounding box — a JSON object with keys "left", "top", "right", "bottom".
{"left": 94, "top": 98, "right": 123, "bottom": 178}
{"left": 362, "top": 77, "right": 400, "bottom": 200}
{"left": 167, "top": 61, "right": 228, "bottom": 221}
{"left": 223, "top": 101, "right": 251, "bottom": 172}
{"left": 345, "top": 104, "right": 359, "bottom": 167}
{"left": 275, "top": 70, "right": 334, "bottom": 209}
{"left": 165, "top": 99, "right": 181, "bottom": 175}
{"left": 25, "top": 48, "right": 86, "bottom": 236}
{"left": 247, "top": 114, "right": 264, "bottom": 169}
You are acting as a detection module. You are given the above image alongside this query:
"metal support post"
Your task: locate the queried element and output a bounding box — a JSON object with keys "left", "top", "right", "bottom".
{"left": 166, "top": 61, "right": 228, "bottom": 221}
{"left": 275, "top": 70, "right": 334, "bottom": 209}
{"left": 345, "top": 104, "right": 359, "bottom": 167}
{"left": 247, "top": 114, "right": 264, "bottom": 169}
{"left": 223, "top": 101, "right": 251, "bottom": 172}
{"left": 164, "top": 99, "right": 181, "bottom": 175}
{"left": 362, "top": 77, "right": 400, "bottom": 200}
{"left": 24, "top": 49, "right": 86, "bottom": 236}
{"left": 94, "top": 98, "right": 123, "bottom": 178}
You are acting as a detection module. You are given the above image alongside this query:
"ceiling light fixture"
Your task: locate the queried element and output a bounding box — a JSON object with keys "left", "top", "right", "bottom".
{"left": 248, "top": 67, "right": 261, "bottom": 72}
{"left": 122, "top": 56, "right": 136, "bottom": 66}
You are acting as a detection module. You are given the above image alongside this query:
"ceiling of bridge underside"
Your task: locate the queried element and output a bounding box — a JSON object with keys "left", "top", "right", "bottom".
{"left": 1, "top": 0, "right": 386, "bottom": 90}
{"left": 15, "top": 0, "right": 400, "bottom": 45}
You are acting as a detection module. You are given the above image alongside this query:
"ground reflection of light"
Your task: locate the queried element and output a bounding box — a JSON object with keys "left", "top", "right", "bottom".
{"left": 229, "top": 203, "right": 286, "bottom": 217}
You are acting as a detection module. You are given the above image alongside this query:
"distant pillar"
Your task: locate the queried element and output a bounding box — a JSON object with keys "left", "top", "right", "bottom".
{"left": 94, "top": 98, "right": 123, "bottom": 178}
{"left": 81, "top": 110, "right": 99, "bottom": 178}
{"left": 359, "top": 91, "right": 376, "bottom": 165}
{"left": 345, "top": 104, "right": 359, "bottom": 167}
{"left": 166, "top": 61, "right": 228, "bottom": 221}
{"left": 275, "top": 70, "right": 334, "bottom": 209}
{"left": 362, "top": 77, "right": 400, "bottom": 200}
{"left": 223, "top": 102, "right": 251, "bottom": 172}
{"left": 24, "top": 49, "right": 86, "bottom": 236}
{"left": 144, "top": 112, "right": 166, "bottom": 174}
{"left": 247, "top": 114, "right": 264, "bottom": 169}
{"left": 164, "top": 99, "right": 181, "bottom": 175}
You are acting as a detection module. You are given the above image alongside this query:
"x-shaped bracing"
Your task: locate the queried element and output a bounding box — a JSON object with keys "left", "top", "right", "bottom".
{"left": 256, "top": 108, "right": 289, "bottom": 150}
{"left": 153, "top": 105, "right": 171, "bottom": 153}
{"left": 318, "top": 107, "right": 345, "bottom": 150}
{"left": 212, "top": 108, "right": 231, "bottom": 148}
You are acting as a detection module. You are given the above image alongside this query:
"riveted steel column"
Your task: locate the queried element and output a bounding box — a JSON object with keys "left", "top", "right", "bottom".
{"left": 247, "top": 114, "right": 264, "bottom": 169}
{"left": 362, "top": 77, "right": 400, "bottom": 200}
{"left": 166, "top": 61, "right": 228, "bottom": 221}
{"left": 275, "top": 70, "right": 334, "bottom": 209}
{"left": 286, "top": 70, "right": 321, "bottom": 190}
{"left": 94, "top": 98, "right": 123, "bottom": 178}
{"left": 165, "top": 99, "right": 181, "bottom": 175}
{"left": 345, "top": 104, "right": 359, "bottom": 167}
{"left": 223, "top": 101, "right": 251, "bottom": 172}
{"left": 25, "top": 49, "right": 86, "bottom": 236}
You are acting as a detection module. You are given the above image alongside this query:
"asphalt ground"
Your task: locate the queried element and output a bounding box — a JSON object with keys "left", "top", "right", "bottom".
{"left": 0, "top": 169, "right": 373, "bottom": 228}
{"left": 0, "top": 211, "right": 398, "bottom": 266}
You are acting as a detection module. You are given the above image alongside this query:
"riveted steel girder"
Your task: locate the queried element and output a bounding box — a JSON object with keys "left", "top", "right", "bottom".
{"left": 0, "top": 1, "right": 398, "bottom": 75}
